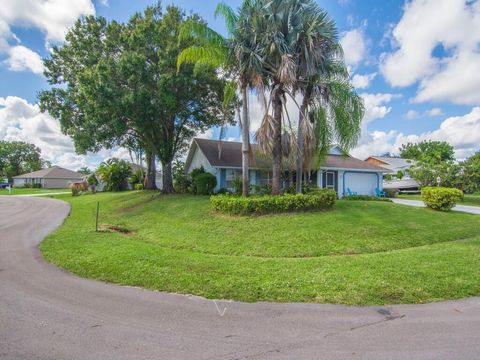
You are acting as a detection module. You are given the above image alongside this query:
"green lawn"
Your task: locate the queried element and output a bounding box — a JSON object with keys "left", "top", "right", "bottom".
{"left": 398, "top": 193, "right": 480, "bottom": 207}
{"left": 0, "top": 188, "right": 70, "bottom": 195}
{"left": 41, "top": 192, "right": 480, "bottom": 305}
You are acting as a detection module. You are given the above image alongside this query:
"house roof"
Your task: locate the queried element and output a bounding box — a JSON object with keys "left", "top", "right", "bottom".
{"left": 366, "top": 156, "right": 414, "bottom": 172}
{"left": 13, "top": 166, "right": 83, "bottom": 180}
{"left": 188, "top": 138, "right": 386, "bottom": 172}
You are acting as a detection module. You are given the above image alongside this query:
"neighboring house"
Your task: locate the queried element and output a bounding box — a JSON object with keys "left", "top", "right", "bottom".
{"left": 364, "top": 156, "right": 414, "bottom": 177}
{"left": 13, "top": 166, "right": 83, "bottom": 189}
{"left": 364, "top": 156, "right": 420, "bottom": 193}
{"left": 185, "top": 138, "right": 387, "bottom": 197}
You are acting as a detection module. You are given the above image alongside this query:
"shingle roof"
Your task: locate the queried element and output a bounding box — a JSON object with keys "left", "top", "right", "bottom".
{"left": 13, "top": 166, "right": 83, "bottom": 180}
{"left": 192, "top": 138, "right": 386, "bottom": 172}
{"left": 366, "top": 156, "right": 414, "bottom": 172}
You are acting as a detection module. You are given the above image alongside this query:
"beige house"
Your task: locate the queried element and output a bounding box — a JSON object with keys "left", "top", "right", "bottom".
{"left": 13, "top": 166, "right": 83, "bottom": 189}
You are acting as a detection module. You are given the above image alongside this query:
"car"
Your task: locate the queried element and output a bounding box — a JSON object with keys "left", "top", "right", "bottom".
{"left": 0, "top": 183, "right": 11, "bottom": 189}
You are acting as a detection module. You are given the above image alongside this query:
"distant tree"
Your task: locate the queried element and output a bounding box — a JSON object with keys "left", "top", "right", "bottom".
{"left": 409, "top": 161, "right": 460, "bottom": 188}
{"left": 460, "top": 151, "right": 480, "bottom": 193}
{"left": 399, "top": 141, "right": 455, "bottom": 163}
{"left": 78, "top": 167, "right": 92, "bottom": 175}
{"left": 87, "top": 173, "right": 99, "bottom": 193}
{"left": 0, "top": 141, "right": 43, "bottom": 181}
{"left": 396, "top": 170, "right": 404, "bottom": 180}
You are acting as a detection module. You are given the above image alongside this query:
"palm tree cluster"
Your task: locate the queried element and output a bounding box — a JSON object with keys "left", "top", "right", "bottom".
{"left": 178, "top": 0, "right": 364, "bottom": 196}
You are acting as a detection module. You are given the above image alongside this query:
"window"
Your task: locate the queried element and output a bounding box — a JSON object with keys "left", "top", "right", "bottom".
{"left": 325, "top": 171, "right": 335, "bottom": 189}
{"left": 225, "top": 169, "right": 241, "bottom": 189}
{"left": 257, "top": 171, "right": 272, "bottom": 186}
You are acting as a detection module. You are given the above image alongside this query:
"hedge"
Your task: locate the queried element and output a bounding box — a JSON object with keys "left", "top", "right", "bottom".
{"left": 210, "top": 189, "right": 336, "bottom": 215}
{"left": 421, "top": 186, "right": 463, "bottom": 211}
{"left": 343, "top": 195, "right": 392, "bottom": 202}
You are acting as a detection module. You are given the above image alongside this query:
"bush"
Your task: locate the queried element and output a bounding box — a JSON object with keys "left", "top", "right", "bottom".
{"left": 188, "top": 166, "right": 206, "bottom": 194}
{"left": 343, "top": 195, "right": 391, "bottom": 202}
{"left": 97, "top": 158, "right": 132, "bottom": 192}
{"left": 134, "top": 183, "right": 144, "bottom": 190}
{"left": 211, "top": 190, "right": 336, "bottom": 215}
{"left": 231, "top": 176, "right": 243, "bottom": 196}
{"left": 421, "top": 186, "right": 463, "bottom": 211}
{"left": 71, "top": 187, "right": 80, "bottom": 196}
{"left": 252, "top": 183, "right": 272, "bottom": 195}
{"left": 196, "top": 173, "right": 217, "bottom": 195}
{"left": 384, "top": 189, "right": 397, "bottom": 198}
{"left": 130, "top": 169, "right": 145, "bottom": 188}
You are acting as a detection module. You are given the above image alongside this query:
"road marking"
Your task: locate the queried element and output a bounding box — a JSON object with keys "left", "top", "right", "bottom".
{"left": 213, "top": 300, "right": 227, "bottom": 317}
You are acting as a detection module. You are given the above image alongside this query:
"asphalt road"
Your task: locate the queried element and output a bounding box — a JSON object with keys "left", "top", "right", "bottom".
{"left": 392, "top": 198, "right": 480, "bottom": 215}
{"left": 1, "top": 196, "right": 480, "bottom": 360}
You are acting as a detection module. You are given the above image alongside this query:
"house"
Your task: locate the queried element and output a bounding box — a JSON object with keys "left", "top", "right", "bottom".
{"left": 364, "top": 156, "right": 420, "bottom": 193}
{"left": 185, "top": 138, "right": 387, "bottom": 197}
{"left": 364, "top": 156, "right": 414, "bottom": 177}
{"left": 13, "top": 166, "right": 83, "bottom": 189}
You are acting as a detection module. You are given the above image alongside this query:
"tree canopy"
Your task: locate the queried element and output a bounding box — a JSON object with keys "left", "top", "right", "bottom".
{"left": 39, "top": 4, "right": 231, "bottom": 192}
{"left": 0, "top": 141, "right": 45, "bottom": 181}
{"left": 399, "top": 141, "right": 455, "bottom": 163}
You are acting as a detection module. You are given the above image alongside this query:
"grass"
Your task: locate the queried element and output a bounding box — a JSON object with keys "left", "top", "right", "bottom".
{"left": 41, "top": 191, "right": 480, "bottom": 305}
{"left": 398, "top": 193, "right": 480, "bottom": 207}
{"left": 0, "top": 188, "right": 70, "bottom": 195}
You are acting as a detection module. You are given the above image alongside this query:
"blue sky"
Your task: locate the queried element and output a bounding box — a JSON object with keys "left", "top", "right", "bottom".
{"left": 0, "top": 0, "right": 479, "bottom": 169}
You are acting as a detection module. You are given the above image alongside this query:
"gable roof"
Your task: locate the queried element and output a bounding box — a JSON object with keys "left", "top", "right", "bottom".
{"left": 365, "top": 156, "right": 414, "bottom": 172}
{"left": 187, "top": 138, "right": 386, "bottom": 172}
{"left": 13, "top": 166, "right": 83, "bottom": 180}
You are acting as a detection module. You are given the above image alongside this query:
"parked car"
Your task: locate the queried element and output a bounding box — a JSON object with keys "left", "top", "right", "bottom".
{"left": 0, "top": 182, "right": 11, "bottom": 189}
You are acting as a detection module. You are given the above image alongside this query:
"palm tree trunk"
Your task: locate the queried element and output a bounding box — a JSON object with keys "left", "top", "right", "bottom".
{"left": 295, "top": 91, "right": 311, "bottom": 193}
{"left": 144, "top": 150, "right": 157, "bottom": 190}
{"left": 272, "top": 89, "right": 283, "bottom": 195}
{"left": 241, "top": 85, "right": 250, "bottom": 197}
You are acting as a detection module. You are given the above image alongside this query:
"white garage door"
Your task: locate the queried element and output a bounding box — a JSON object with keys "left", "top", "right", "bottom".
{"left": 344, "top": 172, "right": 377, "bottom": 196}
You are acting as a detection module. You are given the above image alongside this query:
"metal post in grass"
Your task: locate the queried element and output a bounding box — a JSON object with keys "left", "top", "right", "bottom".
{"left": 95, "top": 201, "right": 100, "bottom": 232}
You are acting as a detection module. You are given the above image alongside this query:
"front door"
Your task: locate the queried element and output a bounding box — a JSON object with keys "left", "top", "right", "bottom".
{"left": 322, "top": 170, "right": 338, "bottom": 193}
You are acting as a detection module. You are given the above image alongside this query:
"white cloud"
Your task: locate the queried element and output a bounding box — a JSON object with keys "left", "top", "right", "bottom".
{"left": 340, "top": 28, "right": 368, "bottom": 68}
{"left": 352, "top": 107, "right": 480, "bottom": 159}
{"left": 380, "top": 0, "right": 480, "bottom": 105}
{"left": 360, "top": 93, "right": 394, "bottom": 124}
{"left": 427, "top": 107, "right": 444, "bottom": 116}
{"left": 0, "top": 0, "right": 95, "bottom": 74}
{"left": 404, "top": 110, "right": 419, "bottom": 120}
{"left": 4, "top": 45, "right": 44, "bottom": 74}
{"left": 0, "top": 96, "right": 90, "bottom": 169}
{"left": 351, "top": 72, "right": 376, "bottom": 89}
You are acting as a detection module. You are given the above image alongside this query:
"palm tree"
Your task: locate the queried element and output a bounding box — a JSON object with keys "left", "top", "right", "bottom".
{"left": 255, "top": 0, "right": 364, "bottom": 194}
{"left": 177, "top": 1, "right": 263, "bottom": 196}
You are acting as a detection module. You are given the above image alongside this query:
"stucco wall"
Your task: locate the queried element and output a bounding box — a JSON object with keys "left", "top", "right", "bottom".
{"left": 44, "top": 178, "right": 76, "bottom": 189}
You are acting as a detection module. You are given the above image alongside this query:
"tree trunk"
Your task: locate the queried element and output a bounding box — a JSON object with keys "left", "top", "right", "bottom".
{"left": 144, "top": 150, "right": 157, "bottom": 190}
{"left": 241, "top": 85, "right": 250, "bottom": 197}
{"left": 272, "top": 90, "right": 283, "bottom": 195}
{"left": 295, "top": 97, "right": 310, "bottom": 193}
{"left": 162, "top": 160, "right": 174, "bottom": 194}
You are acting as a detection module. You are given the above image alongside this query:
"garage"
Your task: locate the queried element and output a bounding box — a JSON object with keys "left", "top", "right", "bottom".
{"left": 343, "top": 172, "right": 379, "bottom": 196}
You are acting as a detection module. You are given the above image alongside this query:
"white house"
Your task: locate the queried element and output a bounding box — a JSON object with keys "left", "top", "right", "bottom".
{"left": 185, "top": 138, "right": 386, "bottom": 197}
{"left": 13, "top": 166, "right": 83, "bottom": 189}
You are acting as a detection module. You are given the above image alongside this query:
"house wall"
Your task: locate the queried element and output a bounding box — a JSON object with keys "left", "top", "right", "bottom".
{"left": 44, "top": 178, "right": 79, "bottom": 189}
{"left": 187, "top": 146, "right": 220, "bottom": 191}
{"left": 365, "top": 157, "right": 388, "bottom": 167}
{"left": 318, "top": 169, "right": 383, "bottom": 197}
{"left": 13, "top": 178, "right": 45, "bottom": 188}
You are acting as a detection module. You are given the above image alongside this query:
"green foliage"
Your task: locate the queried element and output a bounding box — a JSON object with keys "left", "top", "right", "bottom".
{"left": 231, "top": 176, "right": 243, "bottom": 196}
{"left": 252, "top": 183, "right": 272, "bottom": 195}
{"left": 87, "top": 173, "right": 98, "bottom": 186}
{"left": 399, "top": 141, "right": 455, "bottom": 163}
{"left": 396, "top": 170, "right": 404, "bottom": 179}
{"left": 460, "top": 151, "right": 480, "bottom": 193}
{"left": 0, "top": 140, "right": 43, "bottom": 181}
{"left": 130, "top": 169, "right": 145, "bottom": 188}
{"left": 97, "top": 158, "right": 132, "bottom": 192}
{"left": 343, "top": 195, "right": 391, "bottom": 202}
{"left": 421, "top": 187, "right": 464, "bottom": 211}
{"left": 211, "top": 190, "right": 336, "bottom": 215}
{"left": 409, "top": 160, "right": 460, "bottom": 188}
{"left": 71, "top": 187, "right": 81, "bottom": 197}
{"left": 134, "top": 183, "right": 144, "bottom": 190}
{"left": 78, "top": 167, "right": 92, "bottom": 175}
{"left": 195, "top": 173, "right": 217, "bottom": 195}
{"left": 384, "top": 189, "right": 397, "bottom": 198}
{"left": 188, "top": 166, "right": 206, "bottom": 194}
{"left": 172, "top": 160, "right": 189, "bottom": 193}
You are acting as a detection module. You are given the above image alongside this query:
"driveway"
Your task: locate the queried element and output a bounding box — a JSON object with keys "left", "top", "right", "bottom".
{"left": 392, "top": 198, "right": 480, "bottom": 215}
{"left": 1, "top": 196, "right": 480, "bottom": 360}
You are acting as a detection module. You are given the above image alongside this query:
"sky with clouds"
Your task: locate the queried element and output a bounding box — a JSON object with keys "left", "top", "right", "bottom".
{"left": 0, "top": 0, "right": 479, "bottom": 170}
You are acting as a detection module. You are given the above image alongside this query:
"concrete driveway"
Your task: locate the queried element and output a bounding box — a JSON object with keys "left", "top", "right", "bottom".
{"left": 392, "top": 198, "right": 480, "bottom": 215}
{"left": 1, "top": 196, "right": 480, "bottom": 360}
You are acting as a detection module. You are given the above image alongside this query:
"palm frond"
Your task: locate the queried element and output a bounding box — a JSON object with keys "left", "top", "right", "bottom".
{"left": 215, "top": 2, "right": 239, "bottom": 36}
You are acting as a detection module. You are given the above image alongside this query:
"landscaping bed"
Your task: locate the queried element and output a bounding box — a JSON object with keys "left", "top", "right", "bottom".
{"left": 41, "top": 191, "right": 480, "bottom": 305}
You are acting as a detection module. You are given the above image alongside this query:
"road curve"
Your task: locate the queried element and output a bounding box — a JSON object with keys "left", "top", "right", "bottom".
{"left": 1, "top": 196, "right": 480, "bottom": 360}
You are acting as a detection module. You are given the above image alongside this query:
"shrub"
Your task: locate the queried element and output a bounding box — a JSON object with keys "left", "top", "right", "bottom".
{"left": 252, "top": 183, "right": 272, "bottom": 195}
{"left": 71, "top": 187, "right": 80, "bottom": 196}
{"left": 134, "top": 183, "right": 144, "bottom": 190}
{"left": 188, "top": 166, "right": 206, "bottom": 194}
{"left": 421, "top": 186, "right": 463, "bottom": 211}
{"left": 196, "top": 173, "right": 217, "bottom": 195}
{"left": 211, "top": 190, "right": 336, "bottom": 215}
{"left": 343, "top": 195, "right": 391, "bottom": 202}
{"left": 87, "top": 173, "right": 99, "bottom": 193}
{"left": 231, "top": 176, "right": 243, "bottom": 196}
{"left": 97, "top": 158, "right": 132, "bottom": 192}
{"left": 130, "top": 169, "right": 145, "bottom": 188}
{"left": 384, "top": 189, "right": 397, "bottom": 198}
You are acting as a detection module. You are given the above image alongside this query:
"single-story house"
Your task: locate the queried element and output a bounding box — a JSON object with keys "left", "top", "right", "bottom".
{"left": 13, "top": 166, "right": 83, "bottom": 189}
{"left": 364, "top": 156, "right": 414, "bottom": 177}
{"left": 185, "top": 138, "right": 387, "bottom": 197}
